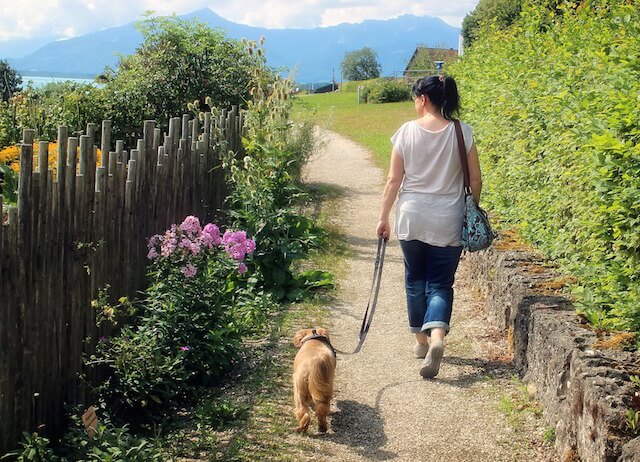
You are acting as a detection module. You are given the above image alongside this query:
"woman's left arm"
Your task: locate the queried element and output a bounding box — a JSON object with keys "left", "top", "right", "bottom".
{"left": 467, "top": 143, "right": 483, "bottom": 204}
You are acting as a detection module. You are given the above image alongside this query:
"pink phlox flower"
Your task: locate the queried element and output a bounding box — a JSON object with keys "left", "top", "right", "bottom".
{"left": 178, "top": 238, "right": 200, "bottom": 255}
{"left": 161, "top": 237, "right": 178, "bottom": 257}
{"left": 99, "top": 336, "right": 108, "bottom": 342}
{"left": 180, "top": 346, "right": 190, "bottom": 351}
{"left": 181, "top": 263, "right": 197, "bottom": 278}
{"left": 148, "top": 234, "right": 162, "bottom": 248}
{"left": 231, "top": 245, "right": 247, "bottom": 261}
{"left": 244, "top": 238, "right": 256, "bottom": 254}
{"left": 202, "top": 223, "right": 222, "bottom": 247}
{"left": 147, "top": 247, "right": 159, "bottom": 259}
{"left": 222, "top": 230, "right": 247, "bottom": 244}
{"left": 221, "top": 230, "right": 255, "bottom": 261}
{"left": 189, "top": 240, "right": 202, "bottom": 255}
{"left": 238, "top": 263, "right": 248, "bottom": 274}
{"left": 180, "top": 216, "right": 202, "bottom": 235}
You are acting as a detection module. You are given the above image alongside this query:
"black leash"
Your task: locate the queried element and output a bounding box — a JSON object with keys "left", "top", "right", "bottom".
{"left": 352, "top": 236, "right": 387, "bottom": 353}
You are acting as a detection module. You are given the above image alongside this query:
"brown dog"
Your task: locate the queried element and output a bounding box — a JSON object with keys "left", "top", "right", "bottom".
{"left": 292, "top": 328, "right": 337, "bottom": 433}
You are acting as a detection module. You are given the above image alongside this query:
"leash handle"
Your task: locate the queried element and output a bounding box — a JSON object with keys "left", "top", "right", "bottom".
{"left": 353, "top": 236, "right": 386, "bottom": 353}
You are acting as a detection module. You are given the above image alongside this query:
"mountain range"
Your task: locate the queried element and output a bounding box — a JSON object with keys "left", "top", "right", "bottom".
{"left": 4, "top": 8, "right": 461, "bottom": 84}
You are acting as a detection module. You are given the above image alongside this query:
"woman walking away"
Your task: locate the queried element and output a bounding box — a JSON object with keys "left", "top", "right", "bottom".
{"left": 376, "top": 75, "right": 483, "bottom": 379}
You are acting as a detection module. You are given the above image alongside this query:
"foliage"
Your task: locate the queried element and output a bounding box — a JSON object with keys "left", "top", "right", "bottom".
{"left": 340, "top": 47, "right": 382, "bottom": 81}
{"left": 223, "top": 42, "right": 328, "bottom": 300}
{"left": 0, "top": 432, "right": 58, "bottom": 462}
{"left": 0, "top": 141, "right": 102, "bottom": 204}
{"left": 452, "top": 0, "right": 640, "bottom": 332}
{"left": 1, "top": 82, "right": 105, "bottom": 145}
{"left": 0, "top": 163, "right": 17, "bottom": 204}
{"left": 196, "top": 398, "right": 250, "bottom": 431}
{"left": 0, "top": 60, "right": 22, "bottom": 102}
{"left": 462, "top": 0, "right": 523, "bottom": 47}
{"left": 0, "top": 100, "right": 19, "bottom": 147}
{"left": 59, "top": 412, "right": 162, "bottom": 461}
{"left": 543, "top": 426, "right": 556, "bottom": 444}
{"left": 89, "top": 216, "right": 273, "bottom": 416}
{"left": 0, "top": 413, "right": 163, "bottom": 461}
{"left": 100, "top": 14, "right": 258, "bottom": 146}
{"left": 362, "top": 79, "right": 412, "bottom": 104}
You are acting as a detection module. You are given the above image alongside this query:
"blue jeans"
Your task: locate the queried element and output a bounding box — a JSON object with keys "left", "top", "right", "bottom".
{"left": 399, "top": 240, "right": 463, "bottom": 335}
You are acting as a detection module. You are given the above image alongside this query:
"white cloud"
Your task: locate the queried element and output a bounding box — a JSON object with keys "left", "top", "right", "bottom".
{"left": 0, "top": 0, "right": 478, "bottom": 42}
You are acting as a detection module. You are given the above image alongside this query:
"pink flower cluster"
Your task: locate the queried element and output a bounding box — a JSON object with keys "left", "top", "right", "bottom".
{"left": 221, "top": 230, "right": 257, "bottom": 274}
{"left": 147, "top": 216, "right": 255, "bottom": 276}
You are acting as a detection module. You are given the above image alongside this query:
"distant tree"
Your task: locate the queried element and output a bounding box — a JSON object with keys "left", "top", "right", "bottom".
{"left": 340, "top": 47, "right": 382, "bottom": 81}
{"left": 462, "top": 0, "right": 522, "bottom": 47}
{"left": 101, "top": 14, "right": 259, "bottom": 144}
{"left": 0, "top": 60, "right": 22, "bottom": 102}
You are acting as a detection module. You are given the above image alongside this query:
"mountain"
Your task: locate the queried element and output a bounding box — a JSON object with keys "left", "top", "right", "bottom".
{"left": 6, "top": 8, "right": 460, "bottom": 83}
{"left": 0, "top": 36, "right": 59, "bottom": 58}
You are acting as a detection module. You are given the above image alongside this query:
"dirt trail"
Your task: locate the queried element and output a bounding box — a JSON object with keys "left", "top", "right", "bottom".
{"left": 293, "top": 128, "right": 556, "bottom": 462}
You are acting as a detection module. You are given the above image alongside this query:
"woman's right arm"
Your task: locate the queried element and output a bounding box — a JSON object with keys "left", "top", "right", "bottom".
{"left": 467, "top": 144, "right": 482, "bottom": 203}
{"left": 377, "top": 148, "right": 405, "bottom": 239}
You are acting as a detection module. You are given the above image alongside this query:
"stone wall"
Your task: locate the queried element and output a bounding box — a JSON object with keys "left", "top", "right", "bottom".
{"left": 466, "top": 242, "right": 640, "bottom": 462}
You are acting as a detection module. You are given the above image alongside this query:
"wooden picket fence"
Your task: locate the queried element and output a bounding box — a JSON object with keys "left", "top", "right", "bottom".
{"left": 0, "top": 108, "right": 243, "bottom": 453}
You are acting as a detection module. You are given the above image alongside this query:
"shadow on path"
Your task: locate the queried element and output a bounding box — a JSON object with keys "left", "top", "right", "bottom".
{"left": 322, "top": 399, "right": 396, "bottom": 460}
{"left": 437, "top": 355, "right": 514, "bottom": 388}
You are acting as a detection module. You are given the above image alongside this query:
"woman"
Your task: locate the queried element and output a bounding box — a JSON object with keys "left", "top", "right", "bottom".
{"left": 376, "top": 75, "right": 482, "bottom": 379}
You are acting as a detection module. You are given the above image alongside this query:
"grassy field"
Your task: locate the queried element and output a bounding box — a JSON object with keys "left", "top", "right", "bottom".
{"left": 292, "top": 91, "right": 415, "bottom": 171}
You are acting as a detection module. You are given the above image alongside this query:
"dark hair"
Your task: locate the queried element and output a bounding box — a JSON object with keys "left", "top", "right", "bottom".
{"left": 412, "top": 75, "right": 460, "bottom": 120}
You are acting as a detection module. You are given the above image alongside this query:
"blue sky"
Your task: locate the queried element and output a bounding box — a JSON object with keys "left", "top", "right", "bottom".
{"left": 0, "top": 0, "right": 479, "bottom": 42}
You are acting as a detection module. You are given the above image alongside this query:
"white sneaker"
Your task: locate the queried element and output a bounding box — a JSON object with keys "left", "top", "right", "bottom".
{"left": 412, "top": 343, "right": 429, "bottom": 358}
{"left": 420, "top": 339, "right": 444, "bottom": 378}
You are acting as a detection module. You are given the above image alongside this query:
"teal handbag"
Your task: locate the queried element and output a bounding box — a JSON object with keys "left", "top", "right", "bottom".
{"left": 454, "top": 120, "right": 496, "bottom": 252}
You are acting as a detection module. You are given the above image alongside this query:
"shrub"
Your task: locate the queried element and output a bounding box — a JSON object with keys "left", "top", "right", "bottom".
{"left": 101, "top": 15, "right": 258, "bottom": 146}
{"left": 452, "top": 0, "right": 640, "bottom": 333}
{"left": 364, "top": 79, "right": 411, "bottom": 104}
{"left": 0, "top": 414, "right": 162, "bottom": 462}
{"left": 90, "top": 216, "right": 273, "bottom": 415}
{"left": 222, "top": 44, "right": 328, "bottom": 300}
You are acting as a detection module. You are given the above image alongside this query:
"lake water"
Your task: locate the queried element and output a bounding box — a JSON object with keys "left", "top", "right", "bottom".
{"left": 21, "top": 75, "right": 97, "bottom": 88}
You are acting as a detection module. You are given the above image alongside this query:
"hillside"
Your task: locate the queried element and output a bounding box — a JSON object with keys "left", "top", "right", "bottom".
{"left": 5, "top": 8, "right": 460, "bottom": 83}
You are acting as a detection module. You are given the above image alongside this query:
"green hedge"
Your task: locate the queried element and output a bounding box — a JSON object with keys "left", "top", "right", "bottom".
{"left": 452, "top": 0, "right": 640, "bottom": 332}
{"left": 360, "top": 79, "right": 412, "bottom": 104}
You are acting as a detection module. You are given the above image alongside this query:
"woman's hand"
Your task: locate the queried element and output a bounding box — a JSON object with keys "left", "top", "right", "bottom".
{"left": 377, "top": 218, "right": 391, "bottom": 240}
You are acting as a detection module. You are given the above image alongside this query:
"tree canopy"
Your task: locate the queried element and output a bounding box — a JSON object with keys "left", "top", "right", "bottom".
{"left": 340, "top": 47, "right": 382, "bottom": 81}
{"left": 101, "top": 15, "right": 260, "bottom": 142}
{"left": 462, "top": 0, "right": 522, "bottom": 48}
{"left": 0, "top": 60, "right": 22, "bottom": 102}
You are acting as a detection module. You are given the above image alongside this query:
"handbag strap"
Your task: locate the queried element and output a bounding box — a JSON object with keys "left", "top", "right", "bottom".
{"left": 453, "top": 119, "right": 471, "bottom": 193}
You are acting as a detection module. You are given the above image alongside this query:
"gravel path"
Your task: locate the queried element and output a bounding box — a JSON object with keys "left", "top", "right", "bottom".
{"left": 295, "top": 128, "right": 556, "bottom": 462}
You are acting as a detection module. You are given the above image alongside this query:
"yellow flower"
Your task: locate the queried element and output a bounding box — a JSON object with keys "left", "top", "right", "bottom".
{"left": 1, "top": 141, "right": 102, "bottom": 177}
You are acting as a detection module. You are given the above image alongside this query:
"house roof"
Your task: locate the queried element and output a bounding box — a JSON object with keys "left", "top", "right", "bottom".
{"left": 404, "top": 46, "right": 459, "bottom": 75}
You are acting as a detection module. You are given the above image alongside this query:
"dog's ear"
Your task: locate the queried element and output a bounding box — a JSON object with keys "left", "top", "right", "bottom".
{"left": 315, "top": 327, "right": 329, "bottom": 339}
{"left": 293, "top": 329, "right": 309, "bottom": 348}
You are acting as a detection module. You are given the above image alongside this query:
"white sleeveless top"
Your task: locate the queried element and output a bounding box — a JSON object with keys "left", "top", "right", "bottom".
{"left": 390, "top": 120, "right": 474, "bottom": 247}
